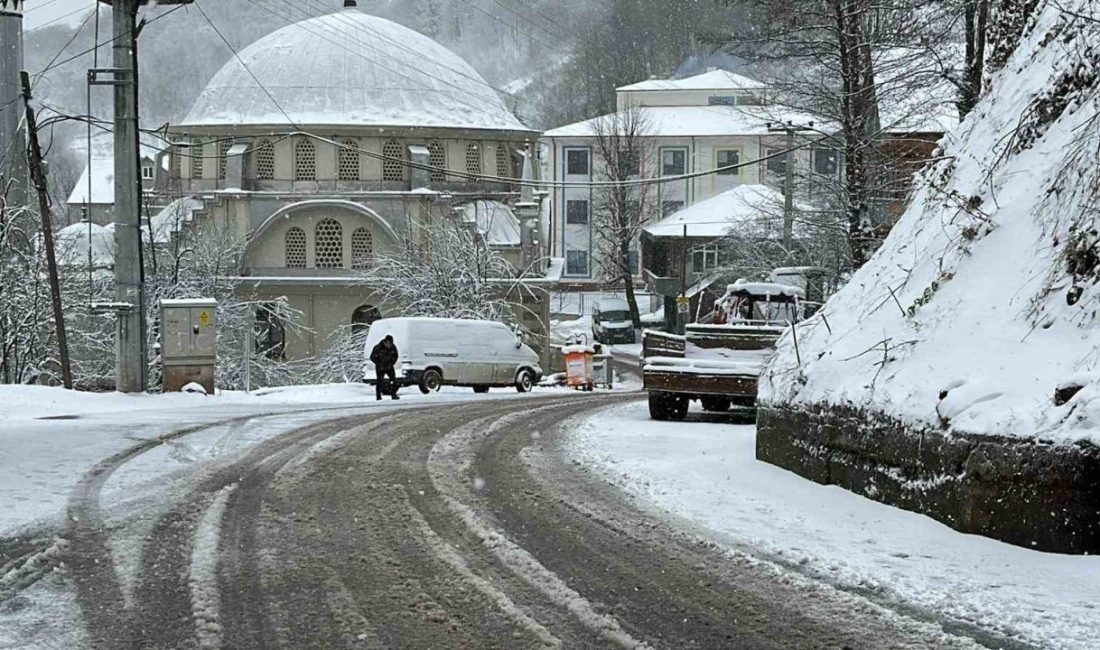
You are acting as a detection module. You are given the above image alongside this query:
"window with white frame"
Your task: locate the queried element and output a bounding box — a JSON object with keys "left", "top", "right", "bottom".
{"left": 565, "top": 199, "right": 589, "bottom": 225}
{"left": 141, "top": 165, "right": 154, "bottom": 181}
{"left": 565, "top": 250, "right": 589, "bottom": 276}
{"left": 716, "top": 149, "right": 740, "bottom": 176}
{"left": 565, "top": 148, "right": 589, "bottom": 176}
{"left": 662, "top": 148, "right": 686, "bottom": 176}
{"left": 295, "top": 138, "right": 316, "bottom": 181}
{"left": 314, "top": 218, "right": 344, "bottom": 268}
{"left": 813, "top": 148, "right": 839, "bottom": 175}
{"left": 691, "top": 245, "right": 720, "bottom": 273}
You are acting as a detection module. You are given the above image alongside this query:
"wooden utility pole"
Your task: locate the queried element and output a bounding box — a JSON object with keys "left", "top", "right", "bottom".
{"left": 20, "top": 71, "right": 73, "bottom": 389}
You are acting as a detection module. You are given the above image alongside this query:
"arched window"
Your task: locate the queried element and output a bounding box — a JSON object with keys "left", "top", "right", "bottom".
{"left": 496, "top": 143, "right": 511, "bottom": 179}
{"left": 255, "top": 138, "right": 275, "bottom": 180}
{"left": 218, "top": 138, "right": 231, "bottom": 179}
{"left": 338, "top": 139, "right": 360, "bottom": 181}
{"left": 295, "top": 138, "right": 316, "bottom": 181}
{"left": 465, "top": 143, "right": 482, "bottom": 178}
{"left": 382, "top": 139, "right": 404, "bottom": 182}
{"left": 351, "top": 227, "right": 373, "bottom": 269}
{"left": 314, "top": 218, "right": 343, "bottom": 268}
{"left": 192, "top": 140, "right": 205, "bottom": 179}
{"left": 285, "top": 227, "right": 306, "bottom": 268}
{"left": 351, "top": 304, "right": 381, "bottom": 333}
{"left": 427, "top": 140, "right": 446, "bottom": 182}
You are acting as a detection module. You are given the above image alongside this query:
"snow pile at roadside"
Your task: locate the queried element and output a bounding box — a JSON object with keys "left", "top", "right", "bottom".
{"left": 762, "top": 0, "right": 1100, "bottom": 443}
{"left": 568, "top": 403, "right": 1100, "bottom": 648}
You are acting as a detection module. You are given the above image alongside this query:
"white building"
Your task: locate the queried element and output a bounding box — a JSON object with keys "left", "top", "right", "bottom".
{"left": 542, "top": 70, "right": 835, "bottom": 285}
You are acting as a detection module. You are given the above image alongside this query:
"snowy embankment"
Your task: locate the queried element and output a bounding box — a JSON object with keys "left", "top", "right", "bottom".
{"left": 0, "top": 384, "right": 505, "bottom": 536}
{"left": 762, "top": 0, "right": 1100, "bottom": 444}
{"left": 568, "top": 402, "right": 1100, "bottom": 648}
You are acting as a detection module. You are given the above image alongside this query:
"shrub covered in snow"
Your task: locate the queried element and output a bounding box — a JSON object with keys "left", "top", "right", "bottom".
{"left": 761, "top": 0, "right": 1100, "bottom": 444}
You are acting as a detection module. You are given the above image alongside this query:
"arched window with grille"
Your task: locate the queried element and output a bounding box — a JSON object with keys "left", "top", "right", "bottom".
{"left": 465, "top": 143, "right": 482, "bottom": 178}
{"left": 314, "top": 218, "right": 344, "bottom": 268}
{"left": 192, "top": 140, "right": 205, "bottom": 179}
{"left": 218, "top": 138, "right": 231, "bottom": 179}
{"left": 255, "top": 138, "right": 275, "bottom": 180}
{"left": 382, "top": 140, "right": 404, "bottom": 182}
{"left": 427, "top": 140, "right": 446, "bottom": 182}
{"left": 295, "top": 138, "right": 316, "bottom": 181}
{"left": 285, "top": 227, "right": 306, "bottom": 268}
{"left": 496, "top": 143, "right": 511, "bottom": 179}
{"left": 351, "top": 227, "right": 373, "bottom": 269}
{"left": 338, "top": 139, "right": 360, "bottom": 181}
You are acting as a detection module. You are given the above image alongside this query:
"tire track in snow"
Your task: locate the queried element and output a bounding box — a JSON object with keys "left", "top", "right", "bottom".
{"left": 190, "top": 484, "right": 236, "bottom": 650}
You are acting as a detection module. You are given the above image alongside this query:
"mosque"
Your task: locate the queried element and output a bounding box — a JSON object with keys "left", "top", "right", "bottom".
{"left": 154, "top": 0, "right": 544, "bottom": 360}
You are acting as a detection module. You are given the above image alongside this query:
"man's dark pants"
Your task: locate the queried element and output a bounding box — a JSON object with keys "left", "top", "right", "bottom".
{"left": 375, "top": 367, "right": 397, "bottom": 399}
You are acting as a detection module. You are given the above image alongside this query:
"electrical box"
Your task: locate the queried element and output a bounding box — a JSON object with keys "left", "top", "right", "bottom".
{"left": 160, "top": 298, "right": 217, "bottom": 394}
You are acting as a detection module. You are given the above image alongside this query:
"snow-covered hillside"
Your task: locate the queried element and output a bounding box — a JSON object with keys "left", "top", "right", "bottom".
{"left": 761, "top": 0, "right": 1100, "bottom": 444}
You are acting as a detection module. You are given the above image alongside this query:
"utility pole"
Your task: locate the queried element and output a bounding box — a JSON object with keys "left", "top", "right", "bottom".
{"left": 96, "top": 0, "right": 192, "bottom": 393}
{"left": 767, "top": 121, "right": 814, "bottom": 251}
{"left": 20, "top": 71, "right": 73, "bottom": 389}
{"left": 1, "top": 0, "right": 26, "bottom": 208}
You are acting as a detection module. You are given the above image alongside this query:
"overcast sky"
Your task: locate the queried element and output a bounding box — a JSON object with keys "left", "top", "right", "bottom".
{"left": 23, "top": 0, "right": 95, "bottom": 32}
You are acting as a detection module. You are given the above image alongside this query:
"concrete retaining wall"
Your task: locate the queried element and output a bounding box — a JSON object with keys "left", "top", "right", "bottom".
{"left": 756, "top": 404, "right": 1100, "bottom": 554}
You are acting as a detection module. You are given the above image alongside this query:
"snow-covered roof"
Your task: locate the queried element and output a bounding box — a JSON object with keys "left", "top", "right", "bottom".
{"left": 56, "top": 221, "right": 114, "bottom": 268}
{"left": 619, "top": 70, "right": 767, "bottom": 92}
{"left": 67, "top": 157, "right": 115, "bottom": 206}
{"left": 179, "top": 8, "right": 532, "bottom": 133}
{"left": 150, "top": 196, "right": 204, "bottom": 244}
{"left": 543, "top": 105, "right": 821, "bottom": 138}
{"left": 723, "top": 280, "right": 805, "bottom": 299}
{"left": 643, "top": 185, "right": 810, "bottom": 239}
{"left": 459, "top": 200, "right": 521, "bottom": 246}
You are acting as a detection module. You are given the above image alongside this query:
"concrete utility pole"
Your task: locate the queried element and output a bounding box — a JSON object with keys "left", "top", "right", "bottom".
{"left": 767, "top": 121, "right": 814, "bottom": 251}
{"left": 96, "top": 0, "right": 191, "bottom": 392}
{"left": 0, "top": 0, "right": 26, "bottom": 208}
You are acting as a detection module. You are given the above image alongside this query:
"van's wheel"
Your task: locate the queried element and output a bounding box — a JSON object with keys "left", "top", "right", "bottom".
{"left": 473, "top": 385, "right": 490, "bottom": 394}
{"left": 419, "top": 369, "right": 442, "bottom": 394}
{"left": 668, "top": 395, "right": 689, "bottom": 421}
{"left": 648, "top": 392, "right": 669, "bottom": 420}
{"left": 701, "top": 396, "right": 731, "bottom": 412}
{"left": 515, "top": 369, "right": 535, "bottom": 393}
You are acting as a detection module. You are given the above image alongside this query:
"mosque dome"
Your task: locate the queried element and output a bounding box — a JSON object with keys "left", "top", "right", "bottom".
{"left": 179, "top": 6, "right": 530, "bottom": 133}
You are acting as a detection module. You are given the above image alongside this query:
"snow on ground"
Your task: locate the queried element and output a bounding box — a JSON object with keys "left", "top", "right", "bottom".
{"left": 568, "top": 402, "right": 1100, "bottom": 649}
{"left": 0, "top": 384, "right": 529, "bottom": 537}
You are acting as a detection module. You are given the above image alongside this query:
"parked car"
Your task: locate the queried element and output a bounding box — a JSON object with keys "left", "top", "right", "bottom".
{"left": 592, "top": 298, "right": 636, "bottom": 344}
{"left": 363, "top": 317, "right": 543, "bottom": 394}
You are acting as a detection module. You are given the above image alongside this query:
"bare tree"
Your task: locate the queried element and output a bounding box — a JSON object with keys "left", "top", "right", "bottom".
{"left": 591, "top": 106, "right": 656, "bottom": 329}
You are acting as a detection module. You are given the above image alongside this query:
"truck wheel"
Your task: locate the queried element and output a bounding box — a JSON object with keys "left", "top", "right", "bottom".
{"left": 668, "top": 396, "right": 689, "bottom": 421}
{"left": 648, "top": 392, "right": 669, "bottom": 421}
{"left": 473, "top": 385, "right": 490, "bottom": 394}
{"left": 701, "top": 397, "right": 731, "bottom": 412}
{"left": 515, "top": 369, "right": 535, "bottom": 393}
{"left": 419, "top": 369, "right": 442, "bottom": 394}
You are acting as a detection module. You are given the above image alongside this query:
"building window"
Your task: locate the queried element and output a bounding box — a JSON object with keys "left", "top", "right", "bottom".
{"left": 661, "top": 200, "right": 684, "bottom": 218}
{"left": 813, "top": 148, "right": 839, "bottom": 175}
{"left": 192, "top": 141, "right": 204, "bottom": 179}
{"left": 496, "top": 144, "right": 511, "bottom": 178}
{"left": 565, "top": 148, "right": 589, "bottom": 176}
{"left": 338, "top": 139, "right": 360, "bottom": 181}
{"left": 218, "top": 139, "right": 231, "bottom": 179}
{"left": 285, "top": 227, "right": 306, "bottom": 268}
{"left": 170, "top": 147, "right": 181, "bottom": 179}
{"left": 427, "top": 140, "right": 446, "bottom": 181}
{"left": 565, "top": 199, "right": 589, "bottom": 225}
{"left": 565, "top": 250, "right": 589, "bottom": 276}
{"left": 717, "top": 149, "right": 740, "bottom": 176}
{"left": 465, "top": 143, "right": 482, "bottom": 178}
{"left": 254, "top": 305, "right": 286, "bottom": 360}
{"left": 708, "top": 95, "right": 737, "bottom": 106}
{"left": 692, "top": 245, "right": 720, "bottom": 273}
{"left": 662, "top": 149, "right": 686, "bottom": 176}
{"left": 765, "top": 147, "right": 787, "bottom": 180}
{"left": 255, "top": 139, "right": 275, "bottom": 180}
{"left": 295, "top": 138, "right": 316, "bottom": 181}
{"left": 141, "top": 165, "right": 154, "bottom": 181}
{"left": 351, "top": 227, "right": 373, "bottom": 269}
{"left": 314, "top": 218, "right": 343, "bottom": 269}
{"left": 383, "top": 139, "right": 404, "bottom": 182}
{"left": 351, "top": 304, "right": 381, "bottom": 333}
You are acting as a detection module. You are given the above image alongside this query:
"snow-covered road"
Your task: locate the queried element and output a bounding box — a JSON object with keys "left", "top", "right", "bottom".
{"left": 566, "top": 401, "right": 1100, "bottom": 649}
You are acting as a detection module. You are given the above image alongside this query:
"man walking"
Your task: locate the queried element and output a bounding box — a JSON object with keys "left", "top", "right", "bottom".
{"left": 370, "top": 335, "right": 400, "bottom": 401}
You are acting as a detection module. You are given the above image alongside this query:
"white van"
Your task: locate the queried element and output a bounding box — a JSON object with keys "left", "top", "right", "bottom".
{"left": 363, "top": 317, "right": 543, "bottom": 394}
{"left": 592, "top": 298, "right": 636, "bottom": 345}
